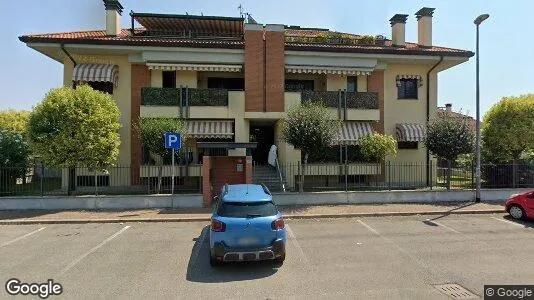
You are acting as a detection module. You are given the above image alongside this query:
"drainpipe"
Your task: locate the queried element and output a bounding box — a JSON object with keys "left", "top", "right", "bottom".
{"left": 61, "top": 44, "right": 77, "bottom": 89}
{"left": 60, "top": 43, "right": 78, "bottom": 195}
{"left": 262, "top": 29, "right": 267, "bottom": 112}
{"left": 426, "top": 55, "right": 444, "bottom": 186}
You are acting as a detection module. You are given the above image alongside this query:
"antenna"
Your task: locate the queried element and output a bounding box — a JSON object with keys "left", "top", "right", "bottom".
{"left": 238, "top": 4, "right": 244, "bottom": 18}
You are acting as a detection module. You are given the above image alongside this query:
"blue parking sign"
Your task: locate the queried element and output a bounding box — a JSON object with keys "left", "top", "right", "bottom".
{"left": 164, "top": 132, "right": 181, "bottom": 149}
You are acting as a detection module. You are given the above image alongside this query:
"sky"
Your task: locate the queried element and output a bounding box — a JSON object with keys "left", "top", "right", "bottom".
{"left": 1, "top": 0, "right": 532, "bottom": 117}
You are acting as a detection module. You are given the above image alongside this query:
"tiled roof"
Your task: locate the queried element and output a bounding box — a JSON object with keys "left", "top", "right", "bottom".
{"left": 18, "top": 28, "right": 245, "bottom": 49}
{"left": 19, "top": 27, "right": 473, "bottom": 57}
{"left": 437, "top": 108, "right": 477, "bottom": 131}
{"left": 284, "top": 28, "right": 473, "bottom": 57}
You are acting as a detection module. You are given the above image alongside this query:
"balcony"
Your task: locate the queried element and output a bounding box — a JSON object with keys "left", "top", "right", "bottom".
{"left": 300, "top": 90, "right": 379, "bottom": 109}
{"left": 141, "top": 87, "right": 229, "bottom": 106}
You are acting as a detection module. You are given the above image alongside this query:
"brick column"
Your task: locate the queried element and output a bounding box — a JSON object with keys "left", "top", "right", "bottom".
{"left": 131, "top": 65, "right": 151, "bottom": 185}
{"left": 265, "top": 25, "right": 285, "bottom": 112}
{"left": 367, "top": 71, "right": 385, "bottom": 134}
{"left": 244, "top": 24, "right": 265, "bottom": 112}
{"left": 202, "top": 156, "right": 212, "bottom": 207}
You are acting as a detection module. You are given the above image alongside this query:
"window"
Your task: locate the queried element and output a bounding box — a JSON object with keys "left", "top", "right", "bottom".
{"left": 347, "top": 76, "right": 357, "bottom": 92}
{"left": 217, "top": 201, "right": 278, "bottom": 218}
{"left": 162, "top": 71, "right": 176, "bottom": 88}
{"left": 285, "top": 80, "right": 314, "bottom": 92}
{"left": 207, "top": 77, "right": 244, "bottom": 90}
{"left": 398, "top": 141, "right": 419, "bottom": 149}
{"left": 86, "top": 81, "right": 113, "bottom": 94}
{"left": 397, "top": 78, "right": 418, "bottom": 99}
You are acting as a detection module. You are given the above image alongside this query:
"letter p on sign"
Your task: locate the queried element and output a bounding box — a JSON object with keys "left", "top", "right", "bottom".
{"left": 164, "top": 132, "right": 182, "bottom": 149}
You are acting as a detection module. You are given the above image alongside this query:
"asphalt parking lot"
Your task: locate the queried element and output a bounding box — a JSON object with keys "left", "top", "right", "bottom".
{"left": 0, "top": 213, "right": 533, "bottom": 299}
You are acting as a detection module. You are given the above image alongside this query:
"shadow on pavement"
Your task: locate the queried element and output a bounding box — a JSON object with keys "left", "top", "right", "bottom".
{"left": 0, "top": 210, "right": 60, "bottom": 220}
{"left": 502, "top": 215, "right": 534, "bottom": 228}
{"left": 186, "top": 226, "right": 279, "bottom": 283}
{"left": 424, "top": 202, "right": 479, "bottom": 222}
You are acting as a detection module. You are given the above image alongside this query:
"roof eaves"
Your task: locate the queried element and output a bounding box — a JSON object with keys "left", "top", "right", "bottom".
{"left": 19, "top": 36, "right": 245, "bottom": 49}
{"left": 284, "top": 43, "right": 474, "bottom": 57}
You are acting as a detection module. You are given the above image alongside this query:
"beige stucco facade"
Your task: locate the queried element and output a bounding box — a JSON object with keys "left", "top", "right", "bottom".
{"left": 35, "top": 38, "right": 466, "bottom": 189}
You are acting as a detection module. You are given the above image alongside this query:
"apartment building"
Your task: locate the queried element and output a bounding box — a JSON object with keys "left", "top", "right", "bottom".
{"left": 19, "top": 1, "right": 473, "bottom": 192}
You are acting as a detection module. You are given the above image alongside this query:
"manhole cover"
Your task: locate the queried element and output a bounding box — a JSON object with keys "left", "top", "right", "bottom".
{"left": 433, "top": 284, "right": 478, "bottom": 299}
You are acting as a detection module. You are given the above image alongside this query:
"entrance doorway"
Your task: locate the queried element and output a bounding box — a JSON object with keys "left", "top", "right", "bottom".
{"left": 249, "top": 125, "right": 275, "bottom": 164}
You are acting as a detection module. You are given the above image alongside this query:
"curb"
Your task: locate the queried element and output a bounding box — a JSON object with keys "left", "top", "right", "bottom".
{"left": 0, "top": 209, "right": 504, "bottom": 225}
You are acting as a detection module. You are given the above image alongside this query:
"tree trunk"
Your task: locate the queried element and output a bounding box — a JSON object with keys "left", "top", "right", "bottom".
{"left": 299, "top": 153, "right": 308, "bottom": 193}
{"left": 157, "top": 163, "right": 163, "bottom": 194}
{"left": 446, "top": 159, "right": 452, "bottom": 190}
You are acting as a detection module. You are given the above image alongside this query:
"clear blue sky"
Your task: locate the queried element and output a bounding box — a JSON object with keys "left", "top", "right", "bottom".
{"left": 1, "top": 0, "right": 532, "bottom": 117}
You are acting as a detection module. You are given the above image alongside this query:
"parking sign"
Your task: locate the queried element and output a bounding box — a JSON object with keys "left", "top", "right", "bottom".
{"left": 164, "top": 132, "right": 181, "bottom": 149}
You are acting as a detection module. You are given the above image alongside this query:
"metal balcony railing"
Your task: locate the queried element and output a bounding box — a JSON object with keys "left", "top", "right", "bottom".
{"left": 141, "top": 87, "right": 229, "bottom": 106}
{"left": 300, "top": 90, "right": 379, "bottom": 109}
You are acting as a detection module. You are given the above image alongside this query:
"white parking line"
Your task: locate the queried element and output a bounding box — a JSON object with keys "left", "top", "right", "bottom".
{"left": 356, "top": 220, "right": 380, "bottom": 235}
{"left": 56, "top": 225, "right": 130, "bottom": 277}
{"left": 425, "top": 219, "right": 462, "bottom": 234}
{"left": 490, "top": 216, "right": 526, "bottom": 228}
{"left": 285, "top": 225, "right": 309, "bottom": 264}
{"left": 0, "top": 227, "right": 45, "bottom": 248}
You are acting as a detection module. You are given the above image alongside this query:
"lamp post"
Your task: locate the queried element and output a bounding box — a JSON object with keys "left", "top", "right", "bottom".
{"left": 474, "top": 14, "right": 489, "bottom": 202}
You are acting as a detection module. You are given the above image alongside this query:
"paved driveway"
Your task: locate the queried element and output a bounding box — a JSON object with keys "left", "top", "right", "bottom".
{"left": 0, "top": 214, "right": 533, "bottom": 299}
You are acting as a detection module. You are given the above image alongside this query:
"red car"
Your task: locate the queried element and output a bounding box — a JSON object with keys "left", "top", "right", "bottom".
{"left": 505, "top": 190, "right": 534, "bottom": 220}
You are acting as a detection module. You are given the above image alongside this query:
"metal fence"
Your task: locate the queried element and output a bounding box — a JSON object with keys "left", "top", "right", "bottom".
{"left": 2, "top": 162, "right": 533, "bottom": 197}
{"left": 0, "top": 164, "right": 202, "bottom": 197}
{"left": 277, "top": 162, "right": 534, "bottom": 192}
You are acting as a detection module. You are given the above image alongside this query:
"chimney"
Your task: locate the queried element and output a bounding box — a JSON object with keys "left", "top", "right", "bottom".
{"left": 445, "top": 103, "right": 452, "bottom": 112}
{"left": 415, "top": 7, "right": 435, "bottom": 47}
{"left": 103, "top": 0, "right": 123, "bottom": 36}
{"left": 389, "top": 14, "right": 408, "bottom": 47}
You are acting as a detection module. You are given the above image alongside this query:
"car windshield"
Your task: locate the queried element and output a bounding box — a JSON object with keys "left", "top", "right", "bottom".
{"left": 217, "top": 201, "right": 277, "bottom": 218}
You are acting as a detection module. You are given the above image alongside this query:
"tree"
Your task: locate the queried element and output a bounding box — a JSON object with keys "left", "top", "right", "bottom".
{"left": 360, "top": 133, "right": 397, "bottom": 162}
{"left": 281, "top": 101, "right": 341, "bottom": 192}
{"left": 27, "top": 85, "right": 121, "bottom": 191}
{"left": 0, "top": 110, "right": 31, "bottom": 187}
{"left": 137, "top": 117, "right": 187, "bottom": 193}
{"left": 482, "top": 94, "right": 534, "bottom": 163}
{"left": 425, "top": 117, "right": 474, "bottom": 189}
{"left": 0, "top": 110, "right": 30, "bottom": 133}
{"left": 0, "top": 129, "right": 30, "bottom": 190}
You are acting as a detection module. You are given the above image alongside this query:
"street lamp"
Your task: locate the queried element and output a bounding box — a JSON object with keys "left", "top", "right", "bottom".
{"left": 474, "top": 13, "right": 489, "bottom": 203}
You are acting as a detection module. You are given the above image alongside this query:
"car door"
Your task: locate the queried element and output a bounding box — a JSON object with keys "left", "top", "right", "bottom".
{"left": 525, "top": 192, "right": 534, "bottom": 216}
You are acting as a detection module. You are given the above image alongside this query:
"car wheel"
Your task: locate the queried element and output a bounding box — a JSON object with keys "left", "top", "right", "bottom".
{"left": 509, "top": 205, "right": 525, "bottom": 220}
{"left": 274, "top": 252, "right": 285, "bottom": 264}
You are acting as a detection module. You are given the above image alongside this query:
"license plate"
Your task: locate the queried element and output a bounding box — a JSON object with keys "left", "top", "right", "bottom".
{"left": 238, "top": 237, "right": 258, "bottom": 246}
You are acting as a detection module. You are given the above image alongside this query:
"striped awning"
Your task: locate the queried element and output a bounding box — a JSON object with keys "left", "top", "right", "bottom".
{"left": 333, "top": 122, "right": 374, "bottom": 145}
{"left": 396, "top": 123, "right": 426, "bottom": 142}
{"left": 72, "top": 64, "right": 119, "bottom": 86}
{"left": 285, "top": 65, "right": 373, "bottom": 76}
{"left": 147, "top": 63, "right": 242, "bottom": 72}
{"left": 187, "top": 120, "right": 234, "bottom": 139}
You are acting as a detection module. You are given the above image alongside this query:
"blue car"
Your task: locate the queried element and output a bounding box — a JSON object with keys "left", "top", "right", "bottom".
{"left": 209, "top": 184, "right": 286, "bottom": 266}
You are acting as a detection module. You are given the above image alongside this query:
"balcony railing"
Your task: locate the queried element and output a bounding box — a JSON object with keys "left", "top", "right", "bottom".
{"left": 285, "top": 34, "right": 386, "bottom": 46}
{"left": 141, "top": 87, "right": 229, "bottom": 106}
{"left": 300, "top": 90, "right": 379, "bottom": 109}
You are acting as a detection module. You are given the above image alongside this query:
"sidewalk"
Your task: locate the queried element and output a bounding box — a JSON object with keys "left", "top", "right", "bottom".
{"left": 0, "top": 202, "right": 505, "bottom": 224}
